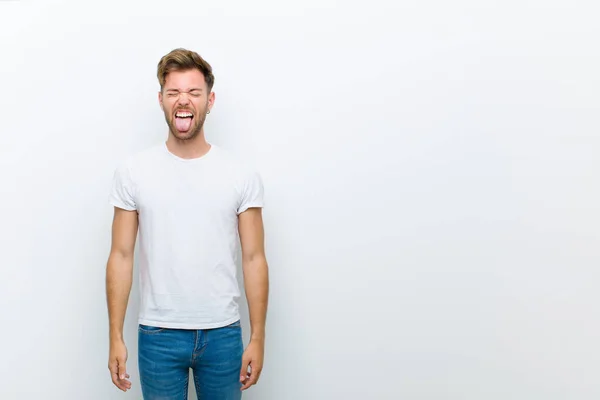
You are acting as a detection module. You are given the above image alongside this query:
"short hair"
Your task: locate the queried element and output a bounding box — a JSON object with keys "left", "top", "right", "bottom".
{"left": 157, "top": 48, "right": 215, "bottom": 92}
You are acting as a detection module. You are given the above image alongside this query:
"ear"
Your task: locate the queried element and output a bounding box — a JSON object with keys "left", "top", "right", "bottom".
{"left": 158, "top": 91, "right": 163, "bottom": 110}
{"left": 208, "top": 91, "right": 215, "bottom": 111}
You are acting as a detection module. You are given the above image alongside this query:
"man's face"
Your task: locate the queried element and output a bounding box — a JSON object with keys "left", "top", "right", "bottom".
{"left": 159, "top": 69, "right": 214, "bottom": 141}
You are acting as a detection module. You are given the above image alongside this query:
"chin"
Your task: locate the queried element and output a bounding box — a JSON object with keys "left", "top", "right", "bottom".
{"left": 173, "top": 131, "right": 196, "bottom": 141}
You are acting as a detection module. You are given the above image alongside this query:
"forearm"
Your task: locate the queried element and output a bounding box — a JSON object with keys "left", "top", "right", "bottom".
{"left": 243, "top": 256, "right": 269, "bottom": 341}
{"left": 106, "top": 253, "right": 134, "bottom": 342}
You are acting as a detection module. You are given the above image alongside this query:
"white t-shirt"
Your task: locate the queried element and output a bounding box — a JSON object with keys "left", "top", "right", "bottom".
{"left": 109, "top": 142, "right": 264, "bottom": 329}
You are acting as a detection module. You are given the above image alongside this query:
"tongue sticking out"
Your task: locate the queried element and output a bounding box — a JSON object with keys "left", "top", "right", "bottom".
{"left": 175, "top": 117, "right": 193, "bottom": 132}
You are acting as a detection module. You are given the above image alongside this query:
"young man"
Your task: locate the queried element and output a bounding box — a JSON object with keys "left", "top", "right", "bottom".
{"left": 105, "top": 48, "right": 269, "bottom": 399}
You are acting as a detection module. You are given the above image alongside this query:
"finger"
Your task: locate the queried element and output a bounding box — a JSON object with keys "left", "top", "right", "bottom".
{"left": 241, "top": 365, "right": 260, "bottom": 390}
{"left": 119, "top": 376, "right": 132, "bottom": 391}
{"left": 117, "top": 359, "right": 128, "bottom": 381}
{"left": 110, "top": 360, "right": 131, "bottom": 392}
{"left": 120, "top": 375, "right": 132, "bottom": 391}
{"left": 118, "top": 364, "right": 131, "bottom": 391}
{"left": 240, "top": 357, "right": 250, "bottom": 383}
{"left": 109, "top": 362, "right": 122, "bottom": 389}
{"left": 111, "top": 369, "right": 130, "bottom": 381}
{"left": 111, "top": 372, "right": 129, "bottom": 391}
{"left": 241, "top": 377, "right": 255, "bottom": 390}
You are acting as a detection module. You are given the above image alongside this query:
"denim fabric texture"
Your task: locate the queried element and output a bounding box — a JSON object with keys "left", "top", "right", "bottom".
{"left": 138, "top": 320, "right": 243, "bottom": 400}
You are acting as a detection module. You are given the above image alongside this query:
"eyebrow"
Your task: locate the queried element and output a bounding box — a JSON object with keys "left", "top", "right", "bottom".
{"left": 165, "top": 88, "right": 203, "bottom": 92}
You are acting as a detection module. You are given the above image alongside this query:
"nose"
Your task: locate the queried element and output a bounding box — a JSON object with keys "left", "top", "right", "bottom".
{"left": 176, "top": 92, "right": 190, "bottom": 106}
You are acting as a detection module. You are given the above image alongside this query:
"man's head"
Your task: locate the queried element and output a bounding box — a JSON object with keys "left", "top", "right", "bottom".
{"left": 157, "top": 48, "right": 215, "bottom": 141}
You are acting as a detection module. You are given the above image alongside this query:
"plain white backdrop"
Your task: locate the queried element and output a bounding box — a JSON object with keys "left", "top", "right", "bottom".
{"left": 1, "top": 0, "right": 599, "bottom": 399}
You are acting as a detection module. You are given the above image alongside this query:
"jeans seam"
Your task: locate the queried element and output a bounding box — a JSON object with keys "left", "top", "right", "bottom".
{"left": 191, "top": 330, "right": 199, "bottom": 367}
{"left": 193, "top": 368, "right": 200, "bottom": 399}
{"left": 183, "top": 372, "right": 189, "bottom": 400}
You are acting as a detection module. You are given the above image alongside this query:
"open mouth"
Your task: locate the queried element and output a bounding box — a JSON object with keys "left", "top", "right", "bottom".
{"left": 174, "top": 111, "right": 194, "bottom": 132}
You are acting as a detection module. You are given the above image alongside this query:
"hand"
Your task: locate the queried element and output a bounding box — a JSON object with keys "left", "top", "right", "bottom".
{"left": 109, "top": 339, "right": 131, "bottom": 392}
{"left": 240, "top": 338, "right": 264, "bottom": 390}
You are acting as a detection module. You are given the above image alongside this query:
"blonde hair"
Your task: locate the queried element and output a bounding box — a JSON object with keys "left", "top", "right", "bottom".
{"left": 157, "top": 48, "right": 215, "bottom": 92}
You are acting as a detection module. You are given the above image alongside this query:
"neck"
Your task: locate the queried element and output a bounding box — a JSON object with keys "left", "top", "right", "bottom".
{"left": 166, "top": 130, "right": 211, "bottom": 159}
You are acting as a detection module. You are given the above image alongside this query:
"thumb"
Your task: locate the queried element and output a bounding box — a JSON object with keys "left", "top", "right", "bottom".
{"left": 118, "top": 358, "right": 128, "bottom": 380}
{"left": 240, "top": 357, "right": 250, "bottom": 382}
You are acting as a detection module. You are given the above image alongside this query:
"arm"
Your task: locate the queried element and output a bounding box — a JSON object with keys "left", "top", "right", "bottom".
{"left": 106, "top": 207, "right": 138, "bottom": 392}
{"left": 238, "top": 207, "right": 269, "bottom": 390}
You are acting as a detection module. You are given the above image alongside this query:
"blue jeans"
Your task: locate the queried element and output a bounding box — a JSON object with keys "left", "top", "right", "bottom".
{"left": 138, "top": 320, "right": 243, "bottom": 400}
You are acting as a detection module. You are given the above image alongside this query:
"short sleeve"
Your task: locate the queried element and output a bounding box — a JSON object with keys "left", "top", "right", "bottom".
{"left": 237, "top": 169, "right": 264, "bottom": 214}
{"left": 109, "top": 163, "right": 137, "bottom": 211}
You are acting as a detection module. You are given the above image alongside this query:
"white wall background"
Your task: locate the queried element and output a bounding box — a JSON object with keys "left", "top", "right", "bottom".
{"left": 1, "top": 0, "right": 598, "bottom": 399}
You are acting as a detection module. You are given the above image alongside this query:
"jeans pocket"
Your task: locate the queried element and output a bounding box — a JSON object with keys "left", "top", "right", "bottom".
{"left": 138, "top": 324, "right": 166, "bottom": 334}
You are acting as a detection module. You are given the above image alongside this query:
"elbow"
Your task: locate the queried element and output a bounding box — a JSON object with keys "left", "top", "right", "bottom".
{"left": 243, "top": 253, "right": 268, "bottom": 270}
{"left": 107, "top": 249, "right": 134, "bottom": 271}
